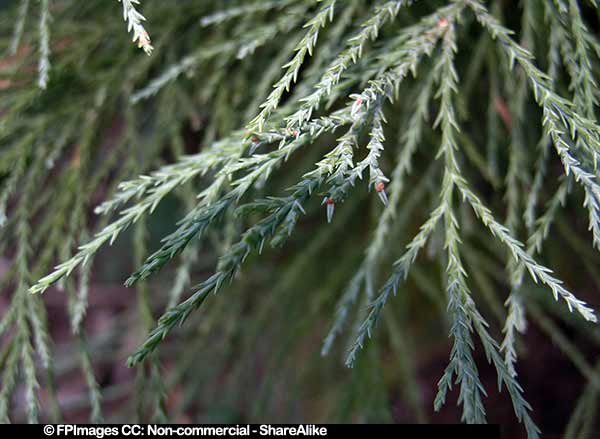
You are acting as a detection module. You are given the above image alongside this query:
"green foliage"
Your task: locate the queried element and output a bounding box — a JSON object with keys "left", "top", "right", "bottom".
{"left": 1, "top": 0, "right": 600, "bottom": 433}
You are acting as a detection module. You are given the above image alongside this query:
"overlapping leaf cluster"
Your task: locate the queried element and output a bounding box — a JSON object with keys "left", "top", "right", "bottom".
{"left": 1, "top": 0, "right": 600, "bottom": 433}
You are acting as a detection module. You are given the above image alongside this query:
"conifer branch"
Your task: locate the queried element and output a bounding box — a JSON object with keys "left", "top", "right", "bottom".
{"left": 3, "top": 0, "right": 599, "bottom": 427}
{"left": 131, "top": 7, "right": 310, "bottom": 103}
{"left": 430, "top": 24, "right": 539, "bottom": 434}
{"left": 468, "top": 0, "right": 600, "bottom": 250}
{"left": 500, "top": 0, "right": 536, "bottom": 379}
{"left": 199, "top": 0, "right": 297, "bottom": 27}
{"left": 10, "top": 0, "right": 30, "bottom": 55}
{"left": 345, "top": 204, "right": 444, "bottom": 368}
{"left": 428, "top": 22, "right": 487, "bottom": 424}
{"left": 341, "top": 3, "right": 466, "bottom": 365}
{"left": 38, "top": 0, "right": 50, "bottom": 89}
{"left": 459, "top": 182, "right": 597, "bottom": 322}
{"left": 128, "top": 174, "right": 323, "bottom": 366}
{"left": 286, "top": 0, "right": 413, "bottom": 129}
{"left": 118, "top": 0, "right": 153, "bottom": 55}
{"left": 247, "top": 0, "right": 338, "bottom": 133}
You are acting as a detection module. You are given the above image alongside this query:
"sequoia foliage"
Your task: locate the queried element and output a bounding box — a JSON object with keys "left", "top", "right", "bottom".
{"left": 1, "top": 0, "right": 600, "bottom": 435}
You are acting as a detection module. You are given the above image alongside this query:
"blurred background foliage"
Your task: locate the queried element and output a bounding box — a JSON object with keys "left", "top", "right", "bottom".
{"left": 0, "top": 1, "right": 599, "bottom": 437}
